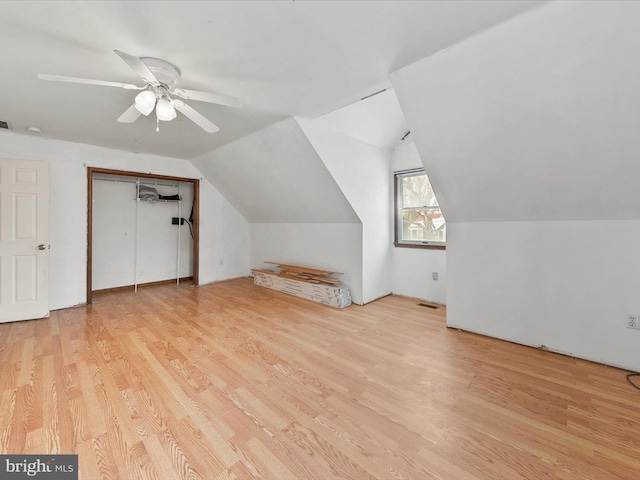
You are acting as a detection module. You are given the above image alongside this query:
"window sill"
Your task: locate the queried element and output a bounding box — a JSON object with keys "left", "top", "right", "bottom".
{"left": 394, "top": 242, "right": 446, "bottom": 250}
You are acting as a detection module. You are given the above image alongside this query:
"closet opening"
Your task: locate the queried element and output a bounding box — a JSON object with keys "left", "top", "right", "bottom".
{"left": 86, "top": 167, "right": 200, "bottom": 304}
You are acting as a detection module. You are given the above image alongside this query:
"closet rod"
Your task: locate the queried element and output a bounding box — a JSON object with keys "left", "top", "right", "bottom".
{"left": 92, "top": 176, "right": 182, "bottom": 188}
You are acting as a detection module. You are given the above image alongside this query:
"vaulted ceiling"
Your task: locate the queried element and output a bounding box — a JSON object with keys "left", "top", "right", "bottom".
{"left": 1, "top": 0, "right": 542, "bottom": 159}
{"left": 392, "top": 0, "right": 640, "bottom": 223}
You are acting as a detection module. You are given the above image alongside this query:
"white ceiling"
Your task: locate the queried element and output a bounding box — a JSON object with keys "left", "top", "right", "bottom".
{"left": 392, "top": 0, "right": 640, "bottom": 223}
{"left": 313, "top": 89, "right": 409, "bottom": 150}
{"left": 193, "top": 117, "right": 360, "bottom": 224}
{"left": 1, "top": 0, "right": 542, "bottom": 160}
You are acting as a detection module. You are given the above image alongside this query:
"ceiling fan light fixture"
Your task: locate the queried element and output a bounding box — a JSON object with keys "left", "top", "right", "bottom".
{"left": 134, "top": 90, "right": 156, "bottom": 116}
{"left": 156, "top": 98, "right": 177, "bottom": 121}
{"left": 38, "top": 50, "right": 238, "bottom": 133}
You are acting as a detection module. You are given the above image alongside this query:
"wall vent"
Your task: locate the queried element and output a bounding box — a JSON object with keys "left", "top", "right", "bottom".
{"left": 418, "top": 302, "right": 439, "bottom": 309}
{"left": 0, "top": 121, "right": 11, "bottom": 130}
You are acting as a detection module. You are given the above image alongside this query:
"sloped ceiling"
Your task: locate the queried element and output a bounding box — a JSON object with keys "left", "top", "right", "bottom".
{"left": 191, "top": 118, "right": 359, "bottom": 223}
{"left": 313, "top": 89, "right": 408, "bottom": 150}
{"left": 392, "top": 1, "right": 640, "bottom": 223}
{"left": 1, "top": 1, "right": 542, "bottom": 159}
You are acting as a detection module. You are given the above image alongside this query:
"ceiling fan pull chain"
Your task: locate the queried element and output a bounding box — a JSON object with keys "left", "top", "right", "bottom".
{"left": 156, "top": 117, "right": 160, "bottom": 132}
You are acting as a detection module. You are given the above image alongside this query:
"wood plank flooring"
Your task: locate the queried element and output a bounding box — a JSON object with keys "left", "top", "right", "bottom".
{"left": 1, "top": 277, "right": 639, "bottom": 479}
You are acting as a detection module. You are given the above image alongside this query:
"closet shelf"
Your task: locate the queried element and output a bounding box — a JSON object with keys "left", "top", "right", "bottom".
{"left": 137, "top": 198, "right": 182, "bottom": 203}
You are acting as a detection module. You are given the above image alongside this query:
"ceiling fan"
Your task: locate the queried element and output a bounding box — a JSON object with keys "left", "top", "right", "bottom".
{"left": 38, "top": 50, "right": 240, "bottom": 133}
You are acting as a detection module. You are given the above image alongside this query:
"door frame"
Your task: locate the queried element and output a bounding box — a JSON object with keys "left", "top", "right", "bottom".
{"left": 86, "top": 167, "right": 200, "bottom": 304}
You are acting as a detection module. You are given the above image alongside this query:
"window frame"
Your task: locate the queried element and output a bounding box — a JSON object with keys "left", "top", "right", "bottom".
{"left": 393, "top": 169, "right": 446, "bottom": 250}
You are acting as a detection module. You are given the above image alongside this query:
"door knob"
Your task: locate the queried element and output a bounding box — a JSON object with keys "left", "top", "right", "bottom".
{"left": 38, "top": 244, "right": 47, "bottom": 250}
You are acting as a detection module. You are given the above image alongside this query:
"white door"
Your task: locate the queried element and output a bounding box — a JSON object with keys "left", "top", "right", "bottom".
{"left": 0, "top": 159, "right": 50, "bottom": 323}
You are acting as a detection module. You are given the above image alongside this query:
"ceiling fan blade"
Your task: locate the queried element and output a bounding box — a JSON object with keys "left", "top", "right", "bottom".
{"left": 117, "top": 104, "right": 142, "bottom": 123}
{"left": 172, "top": 88, "right": 241, "bottom": 107}
{"left": 38, "top": 74, "right": 144, "bottom": 90}
{"left": 114, "top": 49, "right": 160, "bottom": 86}
{"left": 172, "top": 99, "right": 219, "bottom": 133}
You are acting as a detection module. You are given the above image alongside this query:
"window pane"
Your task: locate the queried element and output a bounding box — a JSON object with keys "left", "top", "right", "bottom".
{"left": 395, "top": 170, "right": 446, "bottom": 245}
{"left": 401, "top": 207, "right": 446, "bottom": 242}
{"left": 402, "top": 174, "right": 439, "bottom": 208}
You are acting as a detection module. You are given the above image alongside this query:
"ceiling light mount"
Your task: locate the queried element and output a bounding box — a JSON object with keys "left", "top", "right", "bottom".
{"left": 140, "top": 57, "right": 180, "bottom": 89}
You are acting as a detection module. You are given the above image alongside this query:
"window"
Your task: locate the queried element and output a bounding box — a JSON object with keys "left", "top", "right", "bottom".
{"left": 394, "top": 169, "right": 446, "bottom": 249}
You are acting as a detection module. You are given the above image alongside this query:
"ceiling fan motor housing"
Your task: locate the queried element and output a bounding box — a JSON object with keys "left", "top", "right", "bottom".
{"left": 141, "top": 57, "right": 180, "bottom": 88}
{"left": 37, "top": 50, "right": 233, "bottom": 133}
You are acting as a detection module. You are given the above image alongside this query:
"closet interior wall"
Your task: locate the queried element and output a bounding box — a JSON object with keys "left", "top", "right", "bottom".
{"left": 91, "top": 173, "right": 195, "bottom": 291}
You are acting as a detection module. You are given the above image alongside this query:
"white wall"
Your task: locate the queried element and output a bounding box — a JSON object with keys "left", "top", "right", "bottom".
{"left": 250, "top": 223, "right": 363, "bottom": 305}
{"left": 298, "top": 118, "right": 391, "bottom": 304}
{"left": 392, "top": 1, "right": 640, "bottom": 370}
{"left": 391, "top": 248, "right": 446, "bottom": 304}
{"left": 191, "top": 118, "right": 359, "bottom": 224}
{"left": 0, "top": 131, "right": 249, "bottom": 310}
{"left": 193, "top": 117, "right": 365, "bottom": 304}
{"left": 393, "top": 1, "right": 640, "bottom": 224}
{"left": 448, "top": 220, "right": 640, "bottom": 370}
{"left": 390, "top": 139, "right": 446, "bottom": 304}
{"left": 198, "top": 179, "right": 251, "bottom": 286}
{"left": 92, "top": 179, "right": 194, "bottom": 290}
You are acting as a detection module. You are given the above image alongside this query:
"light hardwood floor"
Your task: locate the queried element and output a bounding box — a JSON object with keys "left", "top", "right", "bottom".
{"left": 1, "top": 278, "right": 639, "bottom": 479}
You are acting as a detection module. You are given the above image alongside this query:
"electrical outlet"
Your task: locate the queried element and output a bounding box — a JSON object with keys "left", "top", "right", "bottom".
{"left": 626, "top": 314, "right": 639, "bottom": 329}
{"left": 171, "top": 217, "right": 185, "bottom": 225}
{"left": 432, "top": 272, "right": 438, "bottom": 281}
